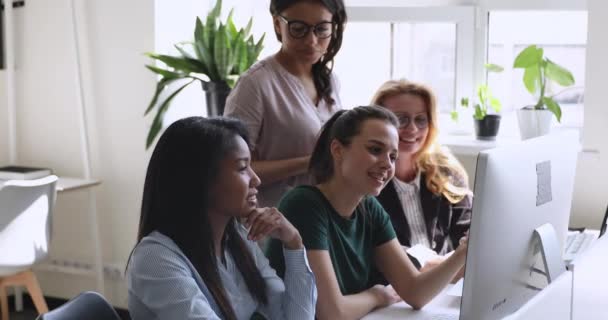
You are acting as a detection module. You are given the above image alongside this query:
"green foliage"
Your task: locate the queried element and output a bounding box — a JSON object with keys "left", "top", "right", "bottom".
{"left": 144, "top": 0, "right": 265, "bottom": 149}
{"left": 513, "top": 45, "right": 575, "bottom": 123}
{"left": 454, "top": 64, "right": 503, "bottom": 122}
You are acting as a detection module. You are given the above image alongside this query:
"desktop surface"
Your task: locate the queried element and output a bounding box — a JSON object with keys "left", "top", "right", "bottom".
{"left": 571, "top": 234, "right": 608, "bottom": 319}
{"left": 362, "top": 285, "right": 460, "bottom": 320}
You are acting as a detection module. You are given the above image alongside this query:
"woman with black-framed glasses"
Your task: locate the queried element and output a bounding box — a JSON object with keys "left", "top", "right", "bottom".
{"left": 371, "top": 79, "right": 472, "bottom": 280}
{"left": 224, "top": 0, "right": 347, "bottom": 208}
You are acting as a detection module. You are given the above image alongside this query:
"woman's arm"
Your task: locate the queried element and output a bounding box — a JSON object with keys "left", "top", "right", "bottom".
{"left": 247, "top": 208, "right": 316, "bottom": 320}
{"left": 374, "top": 238, "right": 467, "bottom": 310}
{"left": 307, "top": 250, "right": 401, "bottom": 320}
{"left": 252, "top": 156, "right": 310, "bottom": 186}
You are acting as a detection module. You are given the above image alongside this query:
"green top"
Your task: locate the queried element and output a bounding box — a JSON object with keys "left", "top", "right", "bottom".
{"left": 266, "top": 186, "right": 396, "bottom": 295}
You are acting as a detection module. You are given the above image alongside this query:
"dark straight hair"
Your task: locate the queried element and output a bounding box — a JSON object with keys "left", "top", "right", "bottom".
{"left": 270, "top": 0, "right": 347, "bottom": 106}
{"left": 309, "top": 105, "right": 400, "bottom": 184}
{"left": 134, "top": 117, "right": 267, "bottom": 320}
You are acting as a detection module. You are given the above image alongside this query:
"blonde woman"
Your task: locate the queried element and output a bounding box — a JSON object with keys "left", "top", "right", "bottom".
{"left": 371, "top": 80, "right": 472, "bottom": 271}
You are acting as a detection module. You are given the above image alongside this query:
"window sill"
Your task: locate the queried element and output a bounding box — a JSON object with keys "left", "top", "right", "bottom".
{"left": 439, "top": 134, "right": 520, "bottom": 156}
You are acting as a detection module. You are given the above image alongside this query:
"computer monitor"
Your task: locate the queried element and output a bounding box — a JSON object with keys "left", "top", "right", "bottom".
{"left": 459, "top": 131, "right": 580, "bottom": 320}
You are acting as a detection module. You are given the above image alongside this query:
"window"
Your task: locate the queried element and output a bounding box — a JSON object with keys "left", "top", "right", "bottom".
{"left": 394, "top": 23, "right": 456, "bottom": 112}
{"left": 487, "top": 11, "right": 588, "bottom": 130}
{"left": 334, "top": 22, "right": 391, "bottom": 109}
{"left": 337, "top": 6, "right": 474, "bottom": 113}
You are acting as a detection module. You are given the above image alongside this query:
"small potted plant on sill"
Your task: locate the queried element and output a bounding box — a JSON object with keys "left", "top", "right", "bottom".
{"left": 143, "top": 0, "right": 265, "bottom": 149}
{"left": 513, "top": 44, "right": 575, "bottom": 140}
{"left": 452, "top": 63, "right": 504, "bottom": 141}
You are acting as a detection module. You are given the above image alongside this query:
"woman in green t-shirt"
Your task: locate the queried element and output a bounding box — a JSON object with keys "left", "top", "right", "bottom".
{"left": 267, "top": 106, "right": 467, "bottom": 320}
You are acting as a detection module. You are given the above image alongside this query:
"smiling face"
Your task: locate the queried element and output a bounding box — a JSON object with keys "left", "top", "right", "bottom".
{"left": 273, "top": 1, "right": 333, "bottom": 65}
{"left": 207, "top": 135, "right": 261, "bottom": 218}
{"left": 332, "top": 119, "right": 399, "bottom": 196}
{"left": 381, "top": 93, "right": 430, "bottom": 157}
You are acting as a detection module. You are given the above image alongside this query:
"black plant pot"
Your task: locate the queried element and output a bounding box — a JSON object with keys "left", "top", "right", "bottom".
{"left": 202, "top": 81, "right": 231, "bottom": 116}
{"left": 474, "top": 115, "right": 501, "bottom": 141}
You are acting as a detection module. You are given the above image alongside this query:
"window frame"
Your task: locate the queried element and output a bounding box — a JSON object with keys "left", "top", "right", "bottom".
{"left": 346, "top": 5, "right": 480, "bottom": 117}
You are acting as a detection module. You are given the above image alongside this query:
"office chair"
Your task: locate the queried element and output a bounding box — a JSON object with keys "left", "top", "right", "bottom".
{"left": 0, "top": 175, "right": 58, "bottom": 320}
{"left": 37, "top": 291, "right": 121, "bottom": 320}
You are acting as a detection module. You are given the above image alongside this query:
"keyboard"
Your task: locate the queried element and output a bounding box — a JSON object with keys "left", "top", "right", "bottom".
{"left": 417, "top": 314, "right": 458, "bottom": 320}
{"left": 563, "top": 231, "right": 597, "bottom": 262}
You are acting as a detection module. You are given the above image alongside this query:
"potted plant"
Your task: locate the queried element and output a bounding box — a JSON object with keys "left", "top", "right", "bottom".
{"left": 452, "top": 64, "right": 504, "bottom": 141}
{"left": 513, "top": 44, "right": 575, "bottom": 139}
{"left": 144, "top": 0, "right": 265, "bottom": 148}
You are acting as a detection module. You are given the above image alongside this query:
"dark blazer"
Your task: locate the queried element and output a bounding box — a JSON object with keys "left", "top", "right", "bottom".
{"left": 377, "top": 173, "right": 472, "bottom": 255}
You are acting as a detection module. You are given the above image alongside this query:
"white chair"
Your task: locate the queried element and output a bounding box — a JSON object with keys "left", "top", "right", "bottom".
{"left": 0, "top": 175, "right": 58, "bottom": 320}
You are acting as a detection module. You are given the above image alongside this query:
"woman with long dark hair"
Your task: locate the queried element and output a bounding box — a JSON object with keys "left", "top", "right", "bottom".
{"left": 127, "top": 117, "right": 316, "bottom": 320}
{"left": 224, "top": 0, "right": 347, "bottom": 207}
{"left": 267, "top": 106, "right": 467, "bottom": 319}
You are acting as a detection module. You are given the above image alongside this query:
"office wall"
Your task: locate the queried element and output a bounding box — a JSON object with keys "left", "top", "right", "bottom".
{"left": 9, "top": 0, "right": 155, "bottom": 307}
{"left": 569, "top": 0, "right": 608, "bottom": 228}
{"left": 0, "top": 72, "right": 7, "bottom": 164}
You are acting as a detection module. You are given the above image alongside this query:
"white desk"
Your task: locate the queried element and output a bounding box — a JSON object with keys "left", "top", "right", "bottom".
{"left": 362, "top": 286, "right": 460, "bottom": 320}
{"left": 571, "top": 234, "right": 608, "bottom": 320}
{"left": 365, "top": 235, "right": 607, "bottom": 320}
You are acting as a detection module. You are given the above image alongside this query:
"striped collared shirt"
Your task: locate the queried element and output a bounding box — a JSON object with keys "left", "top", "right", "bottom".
{"left": 393, "top": 173, "right": 431, "bottom": 248}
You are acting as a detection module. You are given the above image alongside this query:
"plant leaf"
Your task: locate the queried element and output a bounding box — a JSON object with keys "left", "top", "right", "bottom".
{"left": 214, "top": 23, "right": 230, "bottom": 80}
{"left": 485, "top": 63, "right": 504, "bottom": 72}
{"left": 489, "top": 96, "right": 502, "bottom": 113}
{"left": 473, "top": 104, "right": 485, "bottom": 120}
{"left": 226, "top": 9, "right": 238, "bottom": 40}
{"left": 523, "top": 66, "right": 540, "bottom": 95}
{"left": 144, "top": 77, "right": 182, "bottom": 115}
{"left": 196, "top": 42, "right": 219, "bottom": 80}
{"left": 194, "top": 17, "right": 205, "bottom": 47}
{"left": 146, "top": 53, "right": 200, "bottom": 72}
{"left": 545, "top": 59, "right": 575, "bottom": 87}
{"left": 460, "top": 97, "right": 469, "bottom": 107}
{"left": 514, "top": 45, "right": 543, "bottom": 69}
{"left": 146, "top": 79, "right": 196, "bottom": 149}
{"left": 243, "top": 17, "right": 253, "bottom": 37}
{"left": 543, "top": 97, "right": 562, "bottom": 123}
{"left": 451, "top": 110, "right": 459, "bottom": 122}
{"left": 145, "top": 65, "right": 182, "bottom": 78}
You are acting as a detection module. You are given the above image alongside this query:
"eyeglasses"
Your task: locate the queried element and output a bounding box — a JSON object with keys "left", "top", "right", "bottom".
{"left": 394, "top": 113, "right": 429, "bottom": 130}
{"left": 277, "top": 14, "right": 334, "bottom": 39}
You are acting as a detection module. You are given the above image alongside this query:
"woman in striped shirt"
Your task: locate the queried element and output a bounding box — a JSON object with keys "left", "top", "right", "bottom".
{"left": 127, "top": 117, "right": 316, "bottom": 320}
{"left": 372, "top": 80, "right": 472, "bottom": 274}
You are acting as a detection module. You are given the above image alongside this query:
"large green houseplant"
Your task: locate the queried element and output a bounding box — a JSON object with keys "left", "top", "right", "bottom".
{"left": 144, "top": 0, "right": 265, "bottom": 148}
{"left": 513, "top": 45, "right": 575, "bottom": 139}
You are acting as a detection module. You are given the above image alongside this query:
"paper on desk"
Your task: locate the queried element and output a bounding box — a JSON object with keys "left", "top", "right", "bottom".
{"left": 446, "top": 278, "right": 464, "bottom": 297}
{"left": 406, "top": 244, "right": 440, "bottom": 267}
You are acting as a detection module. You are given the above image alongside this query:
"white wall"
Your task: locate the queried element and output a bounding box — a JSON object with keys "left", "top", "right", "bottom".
{"left": 570, "top": 0, "right": 608, "bottom": 228}
{"left": 0, "top": 72, "right": 7, "bottom": 164}
{"left": 6, "top": 0, "right": 155, "bottom": 308}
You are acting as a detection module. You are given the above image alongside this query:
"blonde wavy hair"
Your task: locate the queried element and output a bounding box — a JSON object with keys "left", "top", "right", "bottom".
{"left": 371, "top": 79, "right": 471, "bottom": 203}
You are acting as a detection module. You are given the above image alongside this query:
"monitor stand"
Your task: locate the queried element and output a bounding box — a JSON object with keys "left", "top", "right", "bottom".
{"left": 533, "top": 223, "right": 566, "bottom": 283}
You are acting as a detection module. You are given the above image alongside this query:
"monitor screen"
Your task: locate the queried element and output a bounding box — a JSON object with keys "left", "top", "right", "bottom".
{"left": 460, "top": 130, "right": 580, "bottom": 319}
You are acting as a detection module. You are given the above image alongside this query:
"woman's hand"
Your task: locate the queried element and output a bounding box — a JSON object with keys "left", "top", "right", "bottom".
{"left": 245, "top": 207, "right": 303, "bottom": 250}
{"left": 455, "top": 235, "right": 469, "bottom": 256}
{"left": 370, "top": 284, "right": 402, "bottom": 308}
